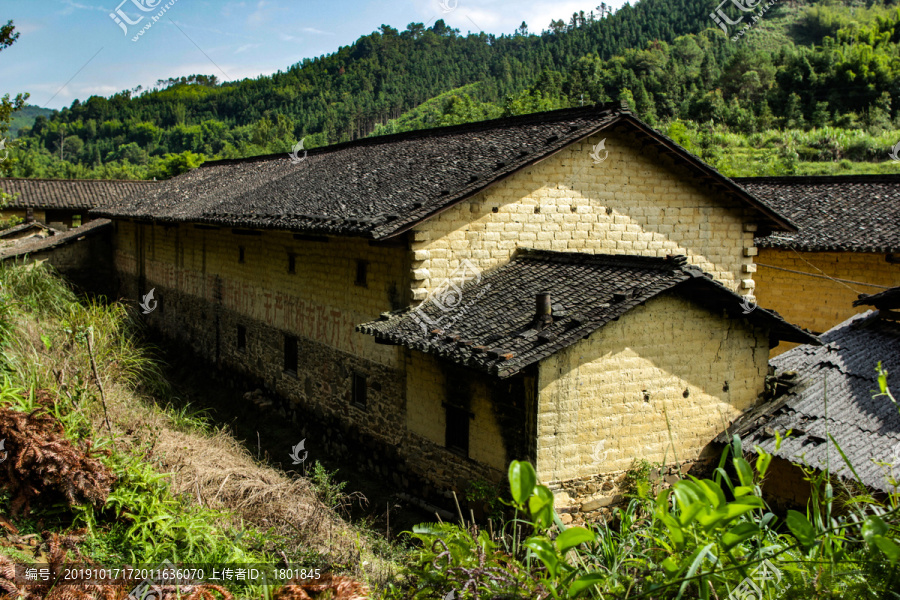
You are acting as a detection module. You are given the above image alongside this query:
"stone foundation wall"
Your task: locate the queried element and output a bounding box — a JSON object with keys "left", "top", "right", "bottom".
{"left": 111, "top": 220, "right": 514, "bottom": 506}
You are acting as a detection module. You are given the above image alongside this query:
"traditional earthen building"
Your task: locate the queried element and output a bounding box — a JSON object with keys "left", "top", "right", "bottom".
{"left": 90, "top": 104, "right": 817, "bottom": 505}
{"left": 735, "top": 175, "right": 900, "bottom": 355}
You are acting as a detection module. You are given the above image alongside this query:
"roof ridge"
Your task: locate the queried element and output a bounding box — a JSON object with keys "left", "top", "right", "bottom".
{"left": 199, "top": 102, "right": 629, "bottom": 168}
{"left": 0, "top": 177, "right": 156, "bottom": 184}
{"left": 515, "top": 248, "right": 686, "bottom": 270}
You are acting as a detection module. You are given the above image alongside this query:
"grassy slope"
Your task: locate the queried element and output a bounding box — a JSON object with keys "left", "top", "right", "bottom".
{"left": 0, "top": 262, "right": 402, "bottom": 598}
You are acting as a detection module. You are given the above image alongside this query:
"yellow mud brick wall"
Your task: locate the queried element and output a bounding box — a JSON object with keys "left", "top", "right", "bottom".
{"left": 405, "top": 351, "right": 508, "bottom": 471}
{"left": 113, "top": 221, "right": 405, "bottom": 368}
{"left": 756, "top": 249, "right": 900, "bottom": 356}
{"left": 536, "top": 294, "right": 769, "bottom": 483}
{"left": 0, "top": 209, "right": 46, "bottom": 223}
{"left": 409, "top": 131, "right": 758, "bottom": 301}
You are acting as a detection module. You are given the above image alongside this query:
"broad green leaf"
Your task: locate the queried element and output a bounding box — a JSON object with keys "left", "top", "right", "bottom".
{"left": 786, "top": 510, "right": 817, "bottom": 549}
{"left": 661, "top": 556, "right": 681, "bottom": 576}
{"left": 862, "top": 515, "right": 889, "bottom": 543}
{"left": 661, "top": 514, "right": 686, "bottom": 551}
{"left": 524, "top": 537, "right": 559, "bottom": 577}
{"left": 721, "top": 522, "right": 760, "bottom": 550}
{"left": 731, "top": 434, "right": 743, "bottom": 457}
{"left": 694, "top": 478, "right": 726, "bottom": 509}
{"left": 733, "top": 485, "right": 755, "bottom": 498}
{"left": 755, "top": 449, "right": 772, "bottom": 477}
{"left": 508, "top": 460, "right": 536, "bottom": 505}
{"left": 698, "top": 502, "right": 760, "bottom": 531}
{"left": 568, "top": 572, "right": 606, "bottom": 597}
{"left": 733, "top": 456, "right": 755, "bottom": 488}
{"left": 556, "top": 526, "right": 596, "bottom": 553}
{"left": 529, "top": 484, "right": 555, "bottom": 529}
{"left": 874, "top": 535, "right": 900, "bottom": 563}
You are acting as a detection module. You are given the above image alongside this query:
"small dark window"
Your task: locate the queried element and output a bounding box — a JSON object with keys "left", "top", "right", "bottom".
{"left": 288, "top": 253, "right": 296, "bottom": 274}
{"left": 237, "top": 325, "right": 246, "bottom": 351}
{"left": 238, "top": 246, "right": 245, "bottom": 263}
{"left": 284, "top": 335, "right": 298, "bottom": 374}
{"left": 445, "top": 404, "right": 470, "bottom": 456}
{"left": 351, "top": 373, "right": 367, "bottom": 408}
{"left": 355, "top": 260, "right": 368, "bottom": 287}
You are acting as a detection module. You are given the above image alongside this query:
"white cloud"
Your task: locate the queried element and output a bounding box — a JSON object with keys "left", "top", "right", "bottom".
{"left": 234, "top": 43, "right": 262, "bottom": 54}
{"left": 59, "top": 0, "right": 108, "bottom": 15}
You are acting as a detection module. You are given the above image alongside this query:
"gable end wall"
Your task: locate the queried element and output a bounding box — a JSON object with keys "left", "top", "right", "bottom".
{"left": 409, "top": 131, "right": 758, "bottom": 300}
{"left": 536, "top": 293, "right": 769, "bottom": 483}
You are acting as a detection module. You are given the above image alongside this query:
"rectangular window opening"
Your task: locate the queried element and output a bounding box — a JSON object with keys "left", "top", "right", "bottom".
{"left": 238, "top": 246, "right": 245, "bottom": 263}
{"left": 351, "top": 373, "right": 367, "bottom": 408}
{"left": 283, "top": 335, "right": 298, "bottom": 374}
{"left": 444, "top": 404, "right": 470, "bottom": 456}
{"left": 288, "top": 253, "right": 296, "bottom": 274}
{"left": 355, "top": 260, "right": 368, "bottom": 287}
{"left": 237, "top": 325, "right": 246, "bottom": 352}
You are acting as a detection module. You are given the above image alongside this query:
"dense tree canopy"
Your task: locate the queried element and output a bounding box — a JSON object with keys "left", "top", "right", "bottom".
{"left": 3, "top": 0, "right": 900, "bottom": 180}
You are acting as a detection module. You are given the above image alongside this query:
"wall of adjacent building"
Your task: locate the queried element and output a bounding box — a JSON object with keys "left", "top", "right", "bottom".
{"left": 756, "top": 248, "right": 900, "bottom": 355}
{"left": 535, "top": 293, "right": 770, "bottom": 483}
{"left": 1, "top": 209, "right": 46, "bottom": 224}
{"left": 408, "top": 131, "right": 759, "bottom": 301}
{"left": 403, "top": 351, "right": 537, "bottom": 489}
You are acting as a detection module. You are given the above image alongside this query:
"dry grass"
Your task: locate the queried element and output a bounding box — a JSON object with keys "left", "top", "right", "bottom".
{"left": 0, "top": 264, "right": 400, "bottom": 591}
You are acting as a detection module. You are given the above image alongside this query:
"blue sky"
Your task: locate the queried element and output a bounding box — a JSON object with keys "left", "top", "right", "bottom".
{"left": 1, "top": 0, "right": 624, "bottom": 110}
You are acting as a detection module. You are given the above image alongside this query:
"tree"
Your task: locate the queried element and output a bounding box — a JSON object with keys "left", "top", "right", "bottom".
{"left": 0, "top": 20, "right": 29, "bottom": 174}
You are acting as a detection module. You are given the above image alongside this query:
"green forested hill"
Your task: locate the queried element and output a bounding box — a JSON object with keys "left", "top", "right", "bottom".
{"left": 4, "top": 0, "right": 900, "bottom": 180}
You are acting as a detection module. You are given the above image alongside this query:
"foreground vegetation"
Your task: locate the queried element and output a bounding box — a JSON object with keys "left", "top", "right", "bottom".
{"left": 0, "top": 263, "right": 899, "bottom": 598}
{"left": 0, "top": 262, "right": 398, "bottom": 598}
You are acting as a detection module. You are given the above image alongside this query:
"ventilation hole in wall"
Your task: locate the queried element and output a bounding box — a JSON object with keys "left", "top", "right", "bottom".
{"left": 534, "top": 206, "right": 540, "bottom": 214}
{"left": 683, "top": 388, "right": 690, "bottom": 398}
{"left": 723, "top": 381, "right": 729, "bottom": 392}
{"left": 491, "top": 207, "right": 499, "bottom": 213}
{"left": 642, "top": 390, "right": 650, "bottom": 402}
{"left": 570, "top": 205, "right": 577, "bottom": 213}
{"left": 606, "top": 206, "right": 614, "bottom": 216}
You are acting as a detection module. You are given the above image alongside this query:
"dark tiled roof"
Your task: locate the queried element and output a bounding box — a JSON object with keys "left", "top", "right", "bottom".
{"left": 0, "top": 221, "right": 54, "bottom": 240}
{"left": 94, "top": 103, "right": 794, "bottom": 238}
{"left": 0, "top": 178, "right": 157, "bottom": 210}
{"left": 357, "top": 250, "right": 817, "bottom": 378}
{"left": 722, "top": 310, "right": 900, "bottom": 493}
{"left": 854, "top": 286, "right": 900, "bottom": 310}
{"left": 0, "top": 219, "right": 111, "bottom": 261}
{"left": 735, "top": 175, "right": 900, "bottom": 253}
